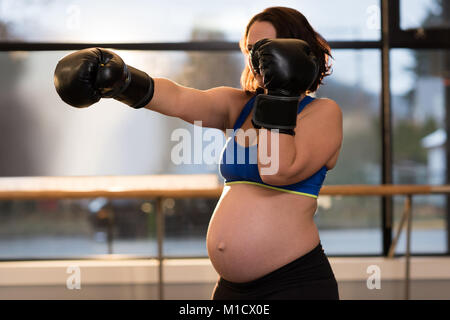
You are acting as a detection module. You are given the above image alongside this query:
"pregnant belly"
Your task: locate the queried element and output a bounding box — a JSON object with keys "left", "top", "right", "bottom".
{"left": 206, "top": 184, "right": 320, "bottom": 283}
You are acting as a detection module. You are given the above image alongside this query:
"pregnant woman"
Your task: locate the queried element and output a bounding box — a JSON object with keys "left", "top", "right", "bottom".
{"left": 54, "top": 6, "right": 342, "bottom": 300}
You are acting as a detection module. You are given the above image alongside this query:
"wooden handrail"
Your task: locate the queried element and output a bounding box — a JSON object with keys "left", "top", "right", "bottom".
{"left": 0, "top": 175, "right": 222, "bottom": 199}
{"left": 0, "top": 174, "right": 448, "bottom": 199}
{"left": 321, "top": 184, "right": 434, "bottom": 195}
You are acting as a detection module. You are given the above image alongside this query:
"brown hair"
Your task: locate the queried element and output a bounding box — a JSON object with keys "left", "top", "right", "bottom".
{"left": 239, "top": 6, "right": 332, "bottom": 94}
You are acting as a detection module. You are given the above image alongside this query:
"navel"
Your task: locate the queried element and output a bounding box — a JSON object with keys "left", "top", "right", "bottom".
{"left": 217, "top": 241, "right": 226, "bottom": 252}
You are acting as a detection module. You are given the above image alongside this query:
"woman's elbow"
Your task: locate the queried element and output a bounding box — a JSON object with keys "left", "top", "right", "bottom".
{"left": 260, "top": 170, "right": 296, "bottom": 186}
{"left": 258, "top": 160, "right": 299, "bottom": 186}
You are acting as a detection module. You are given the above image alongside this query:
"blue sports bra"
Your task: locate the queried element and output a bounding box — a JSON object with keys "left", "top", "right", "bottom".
{"left": 219, "top": 95, "right": 327, "bottom": 199}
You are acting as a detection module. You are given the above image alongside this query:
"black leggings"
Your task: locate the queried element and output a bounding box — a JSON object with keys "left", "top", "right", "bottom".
{"left": 211, "top": 242, "right": 339, "bottom": 300}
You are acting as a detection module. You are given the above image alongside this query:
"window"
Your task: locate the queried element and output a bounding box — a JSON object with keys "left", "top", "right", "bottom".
{"left": 391, "top": 49, "right": 449, "bottom": 254}
{"left": 0, "top": 0, "right": 448, "bottom": 259}
{"left": 400, "top": 0, "right": 450, "bottom": 30}
{"left": 0, "top": 0, "right": 380, "bottom": 43}
{"left": 314, "top": 49, "right": 382, "bottom": 254}
{"left": 0, "top": 198, "right": 158, "bottom": 259}
{"left": 0, "top": 50, "right": 239, "bottom": 176}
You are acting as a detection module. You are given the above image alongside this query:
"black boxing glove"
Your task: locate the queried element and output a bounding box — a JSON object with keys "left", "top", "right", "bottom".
{"left": 54, "top": 48, "right": 154, "bottom": 109}
{"left": 250, "top": 38, "right": 319, "bottom": 135}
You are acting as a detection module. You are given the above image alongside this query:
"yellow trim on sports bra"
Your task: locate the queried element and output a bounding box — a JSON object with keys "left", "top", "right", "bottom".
{"left": 224, "top": 181, "right": 319, "bottom": 199}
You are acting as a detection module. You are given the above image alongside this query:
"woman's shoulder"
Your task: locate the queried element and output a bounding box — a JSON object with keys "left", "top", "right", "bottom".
{"left": 226, "top": 87, "right": 255, "bottom": 105}
{"left": 310, "top": 96, "right": 339, "bottom": 106}
{"left": 212, "top": 86, "right": 253, "bottom": 110}
{"left": 302, "top": 96, "right": 341, "bottom": 117}
{"left": 225, "top": 88, "right": 256, "bottom": 129}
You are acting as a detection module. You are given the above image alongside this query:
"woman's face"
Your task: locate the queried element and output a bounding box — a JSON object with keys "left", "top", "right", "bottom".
{"left": 246, "top": 20, "right": 277, "bottom": 88}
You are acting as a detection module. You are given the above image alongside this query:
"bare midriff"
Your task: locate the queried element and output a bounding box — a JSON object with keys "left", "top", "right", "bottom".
{"left": 206, "top": 183, "right": 320, "bottom": 283}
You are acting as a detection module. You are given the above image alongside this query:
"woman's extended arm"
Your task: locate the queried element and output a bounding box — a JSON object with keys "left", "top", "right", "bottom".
{"left": 145, "top": 78, "right": 240, "bottom": 131}
{"left": 53, "top": 48, "right": 238, "bottom": 132}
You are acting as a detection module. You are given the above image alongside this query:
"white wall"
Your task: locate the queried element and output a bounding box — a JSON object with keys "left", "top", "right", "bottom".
{"left": 1, "top": 257, "right": 450, "bottom": 300}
